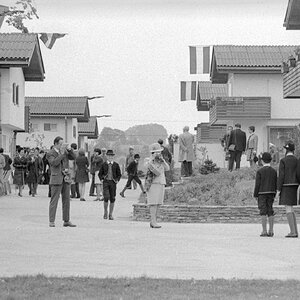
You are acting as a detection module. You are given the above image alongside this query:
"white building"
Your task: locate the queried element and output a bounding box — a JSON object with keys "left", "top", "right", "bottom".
{"left": 78, "top": 116, "right": 99, "bottom": 153}
{"left": 191, "top": 45, "right": 300, "bottom": 165}
{"left": 0, "top": 33, "right": 45, "bottom": 155}
{"left": 17, "top": 96, "right": 90, "bottom": 149}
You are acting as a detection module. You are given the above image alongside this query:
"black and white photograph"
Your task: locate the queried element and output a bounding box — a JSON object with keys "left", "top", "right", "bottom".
{"left": 1, "top": 0, "right": 300, "bottom": 298}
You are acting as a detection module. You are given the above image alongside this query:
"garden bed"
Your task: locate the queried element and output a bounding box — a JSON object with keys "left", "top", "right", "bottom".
{"left": 133, "top": 204, "right": 300, "bottom": 223}
{"left": 134, "top": 167, "right": 300, "bottom": 223}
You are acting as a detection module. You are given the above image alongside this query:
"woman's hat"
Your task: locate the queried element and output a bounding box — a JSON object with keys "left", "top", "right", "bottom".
{"left": 283, "top": 141, "right": 295, "bottom": 152}
{"left": 149, "top": 143, "right": 163, "bottom": 153}
{"left": 106, "top": 149, "right": 115, "bottom": 156}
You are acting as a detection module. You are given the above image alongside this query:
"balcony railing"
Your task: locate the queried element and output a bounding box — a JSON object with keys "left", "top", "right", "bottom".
{"left": 283, "top": 62, "right": 300, "bottom": 98}
{"left": 196, "top": 123, "right": 226, "bottom": 143}
{"left": 209, "top": 97, "right": 271, "bottom": 125}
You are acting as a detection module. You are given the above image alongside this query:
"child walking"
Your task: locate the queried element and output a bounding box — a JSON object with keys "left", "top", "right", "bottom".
{"left": 119, "top": 154, "right": 146, "bottom": 198}
{"left": 254, "top": 152, "right": 277, "bottom": 237}
{"left": 98, "top": 150, "right": 121, "bottom": 220}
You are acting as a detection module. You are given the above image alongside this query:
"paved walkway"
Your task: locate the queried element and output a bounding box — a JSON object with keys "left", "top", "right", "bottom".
{"left": 1, "top": 179, "right": 300, "bottom": 280}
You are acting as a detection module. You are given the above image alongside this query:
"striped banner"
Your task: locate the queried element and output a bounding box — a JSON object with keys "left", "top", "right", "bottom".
{"left": 180, "top": 81, "right": 197, "bottom": 101}
{"left": 189, "top": 45, "right": 212, "bottom": 74}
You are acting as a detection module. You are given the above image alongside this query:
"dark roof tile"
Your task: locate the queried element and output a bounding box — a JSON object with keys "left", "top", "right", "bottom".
{"left": 197, "top": 81, "right": 228, "bottom": 100}
{"left": 0, "top": 33, "right": 37, "bottom": 62}
{"left": 25, "top": 97, "right": 90, "bottom": 118}
{"left": 214, "top": 45, "right": 299, "bottom": 68}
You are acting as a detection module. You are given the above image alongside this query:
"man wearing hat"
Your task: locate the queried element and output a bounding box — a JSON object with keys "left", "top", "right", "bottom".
{"left": 98, "top": 149, "right": 121, "bottom": 220}
{"left": 278, "top": 141, "right": 300, "bottom": 238}
{"left": 254, "top": 152, "right": 277, "bottom": 237}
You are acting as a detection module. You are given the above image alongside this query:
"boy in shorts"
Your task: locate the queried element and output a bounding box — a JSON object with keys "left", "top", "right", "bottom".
{"left": 98, "top": 150, "right": 121, "bottom": 220}
{"left": 119, "top": 154, "right": 146, "bottom": 198}
{"left": 254, "top": 152, "right": 277, "bottom": 237}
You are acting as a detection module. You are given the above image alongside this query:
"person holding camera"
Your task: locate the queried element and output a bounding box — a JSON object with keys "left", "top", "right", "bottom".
{"left": 46, "top": 136, "right": 76, "bottom": 227}
{"left": 145, "top": 143, "right": 170, "bottom": 229}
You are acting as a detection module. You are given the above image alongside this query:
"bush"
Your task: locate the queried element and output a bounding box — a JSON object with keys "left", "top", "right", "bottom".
{"left": 164, "top": 167, "right": 258, "bottom": 206}
{"left": 198, "top": 159, "right": 220, "bottom": 175}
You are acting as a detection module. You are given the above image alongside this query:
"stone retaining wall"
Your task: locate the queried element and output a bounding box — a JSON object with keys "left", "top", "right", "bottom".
{"left": 133, "top": 204, "right": 300, "bottom": 223}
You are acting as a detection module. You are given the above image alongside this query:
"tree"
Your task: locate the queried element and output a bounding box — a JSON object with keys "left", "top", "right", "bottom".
{"left": 125, "top": 124, "right": 168, "bottom": 145}
{"left": 98, "top": 127, "right": 126, "bottom": 144}
{"left": 1, "top": 0, "right": 38, "bottom": 33}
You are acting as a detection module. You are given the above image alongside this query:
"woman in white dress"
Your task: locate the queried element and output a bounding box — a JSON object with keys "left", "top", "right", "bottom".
{"left": 145, "top": 143, "right": 170, "bottom": 228}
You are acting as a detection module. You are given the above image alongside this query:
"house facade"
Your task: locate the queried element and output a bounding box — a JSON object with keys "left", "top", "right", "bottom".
{"left": 0, "top": 33, "right": 45, "bottom": 155}
{"left": 17, "top": 96, "right": 90, "bottom": 149}
{"left": 78, "top": 116, "right": 99, "bottom": 153}
{"left": 190, "top": 45, "right": 300, "bottom": 166}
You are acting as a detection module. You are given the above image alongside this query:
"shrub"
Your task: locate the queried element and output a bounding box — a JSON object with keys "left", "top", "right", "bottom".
{"left": 198, "top": 159, "right": 220, "bottom": 175}
{"left": 164, "top": 167, "right": 258, "bottom": 206}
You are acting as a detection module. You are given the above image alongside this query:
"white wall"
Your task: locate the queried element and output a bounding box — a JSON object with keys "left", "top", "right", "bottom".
{"left": 195, "top": 142, "right": 248, "bottom": 170}
{"left": 0, "top": 68, "right": 25, "bottom": 130}
{"left": 232, "top": 73, "right": 300, "bottom": 119}
{"left": 17, "top": 117, "right": 76, "bottom": 149}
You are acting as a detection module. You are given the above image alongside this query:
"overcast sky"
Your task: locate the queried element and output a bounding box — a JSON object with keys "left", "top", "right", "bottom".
{"left": 2, "top": 0, "right": 299, "bottom": 136}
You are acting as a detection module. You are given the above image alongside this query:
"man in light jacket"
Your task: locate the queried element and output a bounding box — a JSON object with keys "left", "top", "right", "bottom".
{"left": 178, "top": 126, "right": 195, "bottom": 177}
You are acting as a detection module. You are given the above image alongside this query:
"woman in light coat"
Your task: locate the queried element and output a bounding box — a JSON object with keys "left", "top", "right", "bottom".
{"left": 145, "top": 143, "right": 170, "bottom": 228}
{"left": 246, "top": 125, "right": 258, "bottom": 167}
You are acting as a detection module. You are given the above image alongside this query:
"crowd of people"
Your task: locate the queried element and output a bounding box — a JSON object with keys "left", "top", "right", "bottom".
{"left": 220, "top": 123, "right": 300, "bottom": 238}
{"left": 0, "top": 135, "right": 172, "bottom": 229}
{"left": 3, "top": 126, "right": 300, "bottom": 237}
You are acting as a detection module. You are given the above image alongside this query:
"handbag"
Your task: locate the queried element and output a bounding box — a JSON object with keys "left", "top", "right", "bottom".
{"left": 228, "top": 144, "right": 235, "bottom": 151}
{"left": 144, "top": 169, "right": 155, "bottom": 192}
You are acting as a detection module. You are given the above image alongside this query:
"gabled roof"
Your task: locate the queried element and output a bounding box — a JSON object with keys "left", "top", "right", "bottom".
{"left": 284, "top": 0, "right": 300, "bottom": 30}
{"left": 197, "top": 81, "right": 228, "bottom": 101}
{"left": 25, "top": 96, "right": 90, "bottom": 122}
{"left": 0, "top": 33, "right": 45, "bottom": 81}
{"left": 78, "top": 116, "right": 99, "bottom": 139}
{"left": 211, "top": 45, "right": 299, "bottom": 83}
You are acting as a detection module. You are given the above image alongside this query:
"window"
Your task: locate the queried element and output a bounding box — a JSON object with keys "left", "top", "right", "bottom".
{"left": 44, "top": 123, "right": 57, "bottom": 131}
{"left": 32, "top": 124, "right": 39, "bottom": 132}
{"left": 16, "top": 85, "right": 19, "bottom": 105}
{"left": 12, "top": 83, "right": 19, "bottom": 105}
{"left": 12, "top": 83, "right": 16, "bottom": 104}
{"left": 73, "top": 125, "right": 76, "bottom": 138}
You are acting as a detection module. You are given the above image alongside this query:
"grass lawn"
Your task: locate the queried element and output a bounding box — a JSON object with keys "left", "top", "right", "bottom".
{"left": 1, "top": 275, "right": 300, "bottom": 299}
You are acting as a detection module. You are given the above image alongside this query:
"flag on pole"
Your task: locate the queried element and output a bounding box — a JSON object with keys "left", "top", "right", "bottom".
{"left": 39, "top": 33, "right": 66, "bottom": 49}
{"left": 189, "top": 45, "right": 212, "bottom": 74}
{"left": 180, "top": 81, "right": 197, "bottom": 101}
{"left": 0, "top": 5, "right": 9, "bottom": 28}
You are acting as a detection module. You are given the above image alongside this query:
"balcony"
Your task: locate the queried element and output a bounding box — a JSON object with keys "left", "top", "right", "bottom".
{"left": 195, "top": 123, "right": 226, "bottom": 143}
{"left": 209, "top": 97, "right": 271, "bottom": 125}
{"left": 283, "top": 61, "right": 300, "bottom": 98}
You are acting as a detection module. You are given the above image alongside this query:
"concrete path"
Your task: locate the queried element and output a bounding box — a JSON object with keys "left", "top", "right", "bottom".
{"left": 1, "top": 179, "right": 300, "bottom": 280}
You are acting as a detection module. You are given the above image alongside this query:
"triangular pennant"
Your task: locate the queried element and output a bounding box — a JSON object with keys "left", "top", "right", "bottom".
{"left": 39, "top": 33, "right": 66, "bottom": 49}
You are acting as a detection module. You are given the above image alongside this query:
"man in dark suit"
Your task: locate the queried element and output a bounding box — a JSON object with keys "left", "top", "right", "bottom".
{"left": 99, "top": 149, "right": 121, "bottom": 220}
{"left": 46, "top": 136, "right": 76, "bottom": 227}
{"left": 227, "top": 123, "right": 246, "bottom": 171}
